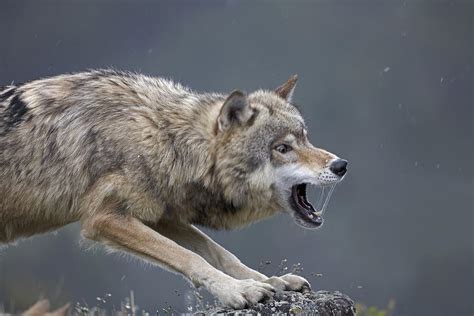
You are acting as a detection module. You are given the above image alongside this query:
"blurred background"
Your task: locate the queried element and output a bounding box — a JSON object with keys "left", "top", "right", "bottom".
{"left": 0, "top": 1, "right": 472, "bottom": 315}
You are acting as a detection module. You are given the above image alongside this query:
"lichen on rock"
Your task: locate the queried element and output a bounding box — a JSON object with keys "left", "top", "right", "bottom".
{"left": 195, "top": 290, "right": 355, "bottom": 315}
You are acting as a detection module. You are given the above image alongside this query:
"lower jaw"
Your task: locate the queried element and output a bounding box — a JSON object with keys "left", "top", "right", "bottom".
{"left": 288, "top": 197, "right": 323, "bottom": 228}
{"left": 294, "top": 215, "right": 324, "bottom": 229}
{"left": 290, "top": 207, "right": 324, "bottom": 228}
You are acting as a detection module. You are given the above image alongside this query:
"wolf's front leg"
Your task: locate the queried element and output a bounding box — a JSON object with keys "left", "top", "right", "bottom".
{"left": 81, "top": 214, "right": 275, "bottom": 308}
{"left": 153, "top": 221, "right": 311, "bottom": 292}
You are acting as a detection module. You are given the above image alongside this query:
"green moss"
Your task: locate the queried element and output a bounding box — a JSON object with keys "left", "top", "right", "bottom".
{"left": 355, "top": 299, "right": 396, "bottom": 316}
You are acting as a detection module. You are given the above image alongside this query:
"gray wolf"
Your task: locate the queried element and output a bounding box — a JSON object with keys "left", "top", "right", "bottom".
{"left": 0, "top": 70, "right": 348, "bottom": 308}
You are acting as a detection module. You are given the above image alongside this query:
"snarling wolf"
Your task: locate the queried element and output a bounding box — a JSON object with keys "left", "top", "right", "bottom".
{"left": 0, "top": 70, "right": 347, "bottom": 308}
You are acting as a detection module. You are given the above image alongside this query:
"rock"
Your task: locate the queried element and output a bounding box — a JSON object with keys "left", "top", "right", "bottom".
{"left": 195, "top": 290, "right": 355, "bottom": 315}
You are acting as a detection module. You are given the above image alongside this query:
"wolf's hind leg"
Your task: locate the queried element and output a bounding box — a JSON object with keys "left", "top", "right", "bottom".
{"left": 81, "top": 212, "right": 275, "bottom": 308}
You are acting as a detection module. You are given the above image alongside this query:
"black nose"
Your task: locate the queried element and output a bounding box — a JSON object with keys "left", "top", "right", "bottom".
{"left": 330, "top": 159, "right": 348, "bottom": 177}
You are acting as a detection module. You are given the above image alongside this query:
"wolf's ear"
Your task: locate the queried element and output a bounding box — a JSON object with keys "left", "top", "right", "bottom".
{"left": 217, "top": 90, "right": 253, "bottom": 132}
{"left": 275, "top": 74, "right": 298, "bottom": 102}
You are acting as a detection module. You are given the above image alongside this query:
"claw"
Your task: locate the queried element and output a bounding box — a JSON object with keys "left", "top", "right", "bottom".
{"left": 301, "top": 282, "right": 312, "bottom": 293}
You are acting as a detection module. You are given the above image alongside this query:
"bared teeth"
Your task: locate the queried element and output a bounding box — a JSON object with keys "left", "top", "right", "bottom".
{"left": 291, "top": 183, "right": 337, "bottom": 223}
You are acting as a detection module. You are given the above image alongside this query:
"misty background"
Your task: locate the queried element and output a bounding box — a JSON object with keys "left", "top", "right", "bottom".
{"left": 0, "top": 1, "right": 472, "bottom": 315}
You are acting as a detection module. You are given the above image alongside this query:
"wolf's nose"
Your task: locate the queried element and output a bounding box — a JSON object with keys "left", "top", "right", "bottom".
{"left": 330, "top": 159, "right": 348, "bottom": 177}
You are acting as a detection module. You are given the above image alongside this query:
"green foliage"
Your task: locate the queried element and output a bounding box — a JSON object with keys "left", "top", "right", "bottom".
{"left": 355, "top": 299, "right": 395, "bottom": 316}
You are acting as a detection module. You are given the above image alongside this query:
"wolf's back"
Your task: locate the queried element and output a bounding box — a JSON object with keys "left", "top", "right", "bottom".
{"left": 0, "top": 74, "right": 133, "bottom": 221}
{"left": 0, "top": 71, "right": 207, "bottom": 223}
{"left": 0, "top": 85, "right": 22, "bottom": 136}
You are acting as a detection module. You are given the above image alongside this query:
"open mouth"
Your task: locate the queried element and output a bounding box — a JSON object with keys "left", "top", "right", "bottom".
{"left": 289, "top": 183, "right": 336, "bottom": 227}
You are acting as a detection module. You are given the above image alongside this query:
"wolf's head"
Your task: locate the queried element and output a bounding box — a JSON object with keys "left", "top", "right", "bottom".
{"left": 213, "top": 75, "right": 347, "bottom": 229}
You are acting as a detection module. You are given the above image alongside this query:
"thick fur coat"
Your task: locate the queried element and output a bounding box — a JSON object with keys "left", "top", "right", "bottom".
{"left": 0, "top": 70, "right": 347, "bottom": 308}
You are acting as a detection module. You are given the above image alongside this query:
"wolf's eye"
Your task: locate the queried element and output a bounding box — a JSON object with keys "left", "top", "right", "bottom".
{"left": 275, "top": 144, "right": 292, "bottom": 154}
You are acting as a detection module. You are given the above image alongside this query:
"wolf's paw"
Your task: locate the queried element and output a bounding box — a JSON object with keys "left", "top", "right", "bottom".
{"left": 263, "top": 273, "right": 311, "bottom": 292}
{"left": 216, "top": 279, "right": 275, "bottom": 309}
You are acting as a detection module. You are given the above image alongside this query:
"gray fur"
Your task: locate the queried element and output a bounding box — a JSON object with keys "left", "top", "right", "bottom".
{"left": 0, "top": 70, "right": 343, "bottom": 308}
{"left": 0, "top": 70, "right": 327, "bottom": 239}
